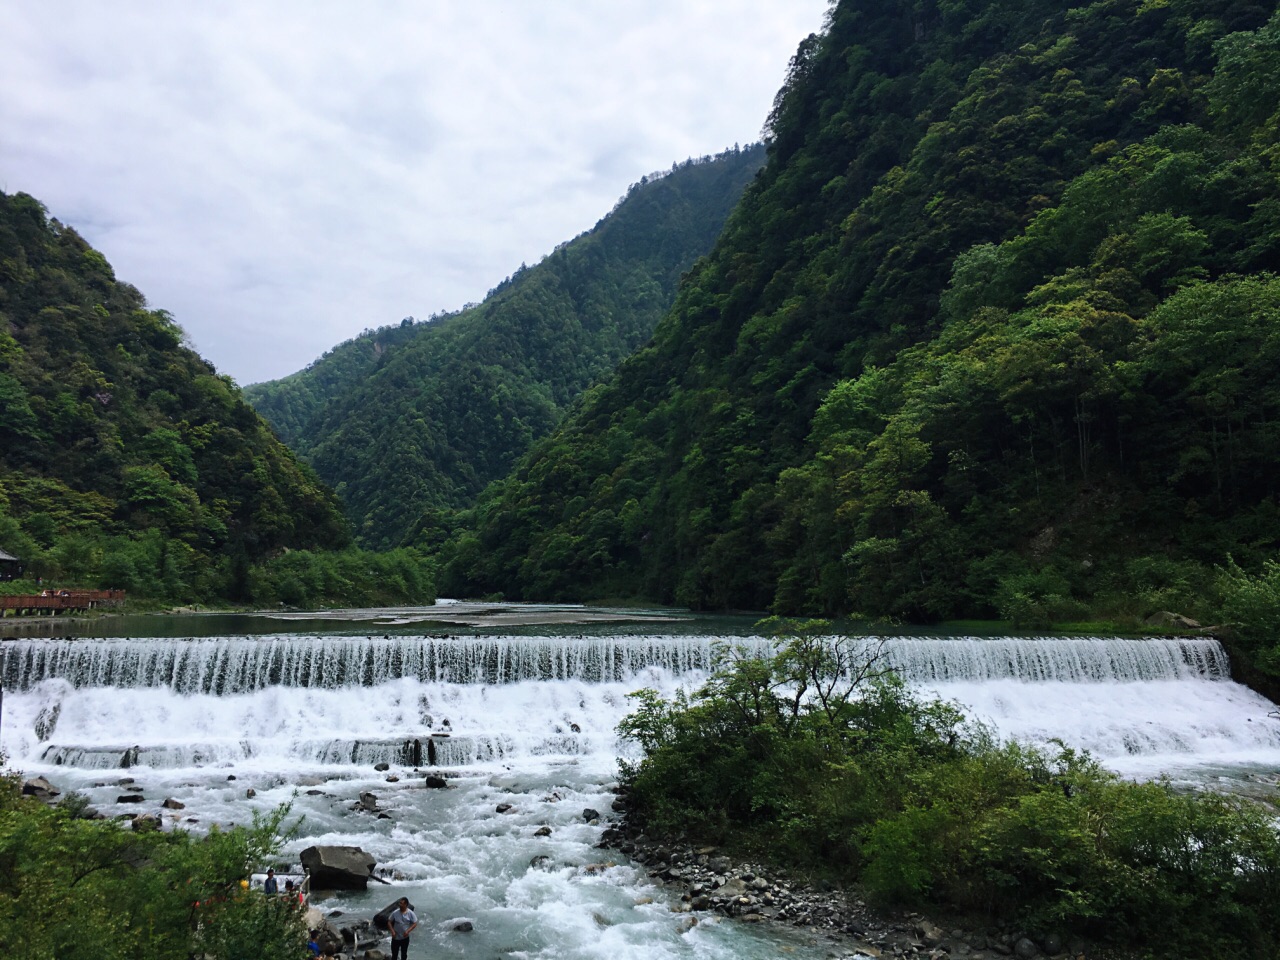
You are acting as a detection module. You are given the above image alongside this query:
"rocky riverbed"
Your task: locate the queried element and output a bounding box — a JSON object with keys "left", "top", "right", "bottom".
{"left": 600, "top": 793, "right": 1090, "bottom": 960}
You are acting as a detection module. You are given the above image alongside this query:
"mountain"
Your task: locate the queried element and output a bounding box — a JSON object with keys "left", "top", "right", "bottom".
{"left": 245, "top": 146, "right": 765, "bottom": 548}
{"left": 0, "top": 190, "right": 352, "bottom": 598}
{"left": 445, "top": 0, "right": 1280, "bottom": 628}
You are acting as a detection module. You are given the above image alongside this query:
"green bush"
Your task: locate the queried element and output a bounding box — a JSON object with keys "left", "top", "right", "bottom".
{"left": 995, "top": 568, "right": 1089, "bottom": 629}
{"left": 1216, "top": 559, "right": 1280, "bottom": 675}
{"left": 618, "top": 623, "right": 1280, "bottom": 956}
{"left": 0, "top": 765, "right": 306, "bottom": 960}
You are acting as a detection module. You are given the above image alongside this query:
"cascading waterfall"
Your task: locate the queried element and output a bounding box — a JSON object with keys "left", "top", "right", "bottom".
{"left": 1, "top": 632, "right": 1274, "bottom": 776}
{"left": 0, "top": 634, "right": 772, "bottom": 693}
{"left": 0, "top": 633, "right": 1232, "bottom": 692}
{"left": 2, "top": 623, "right": 1277, "bottom": 960}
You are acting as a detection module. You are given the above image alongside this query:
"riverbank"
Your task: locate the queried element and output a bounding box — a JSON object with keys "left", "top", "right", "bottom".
{"left": 603, "top": 797, "right": 1092, "bottom": 960}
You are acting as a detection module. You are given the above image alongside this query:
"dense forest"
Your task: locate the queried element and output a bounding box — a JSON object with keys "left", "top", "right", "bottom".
{"left": 444, "top": 0, "right": 1280, "bottom": 666}
{"left": 245, "top": 146, "right": 765, "bottom": 548}
{"left": 0, "top": 192, "right": 433, "bottom": 606}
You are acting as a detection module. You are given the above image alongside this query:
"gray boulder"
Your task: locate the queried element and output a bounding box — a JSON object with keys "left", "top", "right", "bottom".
{"left": 1144, "top": 610, "right": 1201, "bottom": 630}
{"left": 22, "top": 777, "right": 60, "bottom": 800}
{"left": 301, "top": 845, "right": 377, "bottom": 890}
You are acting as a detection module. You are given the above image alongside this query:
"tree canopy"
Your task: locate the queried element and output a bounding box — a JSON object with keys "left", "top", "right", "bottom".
{"left": 445, "top": 0, "right": 1280, "bottom": 670}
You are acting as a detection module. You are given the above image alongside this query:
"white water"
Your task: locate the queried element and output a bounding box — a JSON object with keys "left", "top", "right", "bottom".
{"left": 3, "top": 628, "right": 1279, "bottom": 958}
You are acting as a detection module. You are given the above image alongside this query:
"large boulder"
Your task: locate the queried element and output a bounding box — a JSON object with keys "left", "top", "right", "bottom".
{"left": 1144, "top": 611, "right": 1202, "bottom": 630}
{"left": 300, "top": 845, "right": 377, "bottom": 890}
{"left": 22, "top": 777, "right": 60, "bottom": 800}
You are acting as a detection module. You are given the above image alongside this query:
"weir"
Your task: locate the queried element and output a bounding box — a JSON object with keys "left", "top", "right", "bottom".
{"left": 0, "top": 634, "right": 1232, "bottom": 693}
{"left": 2, "top": 632, "right": 1277, "bottom": 778}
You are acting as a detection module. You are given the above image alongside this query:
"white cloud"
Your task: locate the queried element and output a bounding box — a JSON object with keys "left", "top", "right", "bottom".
{"left": 0, "top": 0, "right": 828, "bottom": 383}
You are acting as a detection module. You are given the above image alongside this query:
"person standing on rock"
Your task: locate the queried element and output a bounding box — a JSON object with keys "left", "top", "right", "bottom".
{"left": 388, "top": 897, "right": 418, "bottom": 960}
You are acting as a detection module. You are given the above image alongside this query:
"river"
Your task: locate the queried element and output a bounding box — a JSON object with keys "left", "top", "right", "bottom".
{"left": 2, "top": 601, "right": 1279, "bottom": 958}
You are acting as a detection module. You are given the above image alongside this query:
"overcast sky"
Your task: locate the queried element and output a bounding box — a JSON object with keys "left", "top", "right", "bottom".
{"left": 1, "top": 1, "right": 829, "bottom": 385}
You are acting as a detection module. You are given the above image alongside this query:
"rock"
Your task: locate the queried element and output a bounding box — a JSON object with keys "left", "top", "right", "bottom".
{"left": 1014, "top": 937, "right": 1039, "bottom": 959}
{"left": 1144, "top": 610, "right": 1201, "bottom": 630}
{"left": 300, "top": 845, "right": 377, "bottom": 890}
{"left": 245, "top": 788, "right": 256, "bottom": 798}
{"left": 453, "top": 921, "right": 474, "bottom": 932}
{"left": 376, "top": 813, "right": 391, "bottom": 820}
{"left": 583, "top": 807, "right": 601, "bottom": 821}
{"left": 425, "top": 775, "right": 448, "bottom": 789}
{"left": 715, "top": 878, "right": 747, "bottom": 898}
{"left": 374, "top": 762, "right": 390, "bottom": 771}
{"left": 358, "top": 791, "right": 379, "bottom": 812}
{"left": 496, "top": 803, "right": 514, "bottom": 813}
{"left": 533, "top": 826, "right": 552, "bottom": 837}
{"left": 362, "top": 950, "right": 387, "bottom": 960}
{"left": 306, "top": 789, "right": 324, "bottom": 795}
{"left": 22, "top": 777, "right": 60, "bottom": 799}
{"left": 161, "top": 797, "right": 185, "bottom": 810}
{"left": 530, "top": 855, "right": 552, "bottom": 869}
{"left": 226, "top": 775, "right": 236, "bottom": 780}
{"left": 917, "top": 920, "right": 945, "bottom": 946}
{"left": 131, "top": 813, "right": 161, "bottom": 832}
{"left": 385, "top": 775, "right": 399, "bottom": 783}
{"left": 116, "top": 794, "right": 145, "bottom": 804}
{"left": 1041, "top": 933, "right": 1063, "bottom": 954}
{"left": 310, "top": 916, "right": 343, "bottom": 954}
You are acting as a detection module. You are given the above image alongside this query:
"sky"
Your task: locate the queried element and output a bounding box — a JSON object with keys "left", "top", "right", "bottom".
{"left": 0, "top": 1, "right": 830, "bottom": 385}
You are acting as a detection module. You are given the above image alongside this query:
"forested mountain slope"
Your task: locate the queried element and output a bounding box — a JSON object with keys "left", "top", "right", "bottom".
{"left": 0, "top": 191, "right": 351, "bottom": 597}
{"left": 246, "top": 147, "right": 765, "bottom": 547}
{"left": 447, "top": 1, "right": 1280, "bottom": 634}
{"left": 244, "top": 318, "right": 425, "bottom": 449}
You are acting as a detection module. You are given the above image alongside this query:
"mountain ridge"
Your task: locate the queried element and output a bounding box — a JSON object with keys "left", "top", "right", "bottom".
{"left": 246, "top": 146, "right": 767, "bottom": 547}
{"left": 444, "top": 0, "right": 1280, "bottom": 647}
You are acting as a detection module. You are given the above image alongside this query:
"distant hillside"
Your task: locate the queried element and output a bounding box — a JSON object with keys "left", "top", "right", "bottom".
{"left": 0, "top": 191, "right": 352, "bottom": 598}
{"left": 244, "top": 317, "right": 427, "bottom": 449}
{"left": 447, "top": 0, "right": 1280, "bottom": 631}
{"left": 245, "top": 146, "right": 765, "bottom": 548}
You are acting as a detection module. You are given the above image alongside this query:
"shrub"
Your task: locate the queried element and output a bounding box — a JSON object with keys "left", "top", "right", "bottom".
{"left": 618, "top": 622, "right": 1280, "bottom": 956}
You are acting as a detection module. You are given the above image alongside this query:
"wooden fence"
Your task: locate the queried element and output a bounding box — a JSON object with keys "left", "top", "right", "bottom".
{"left": 0, "top": 589, "right": 127, "bottom": 617}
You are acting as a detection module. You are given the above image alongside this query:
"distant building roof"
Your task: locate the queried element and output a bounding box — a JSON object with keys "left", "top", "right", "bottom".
{"left": 0, "top": 549, "right": 20, "bottom": 562}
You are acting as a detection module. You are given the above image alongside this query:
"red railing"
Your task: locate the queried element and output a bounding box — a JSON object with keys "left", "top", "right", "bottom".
{"left": 0, "top": 589, "right": 127, "bottom": 615}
